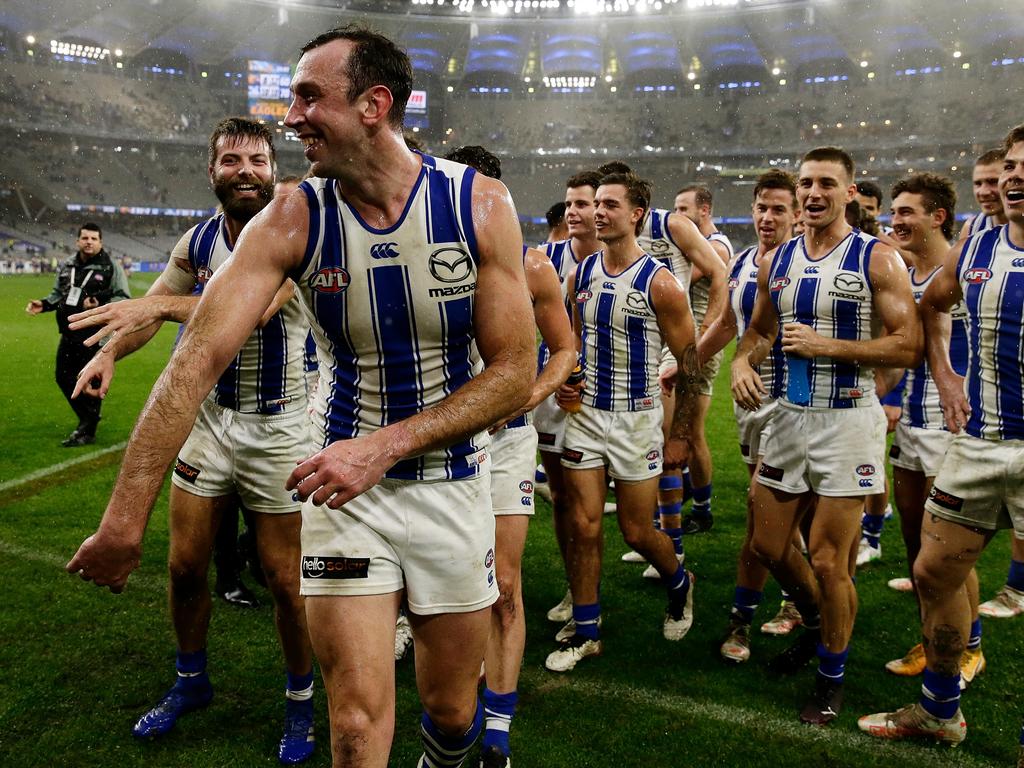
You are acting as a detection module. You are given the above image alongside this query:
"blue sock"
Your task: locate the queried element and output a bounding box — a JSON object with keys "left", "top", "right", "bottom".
{"left": 666, "top": 566, "right": 691, "bottom": 610}
{"left": 421, "top": 700, "right": 483, "bottom": 768}
{"left": 967, "top": 618, "right": 982, "bottom": 650}
{"left": 920, "top": 668, "right": 961, "bottom": 720}
{"left": 691, "top": 484, "right": 712, "bottom": 519}
{"left": 175, "top": 649, "right": 208, "bottom": 689}
{"left": 572, "top": 602, "right": 601, "bottom": 640}
{"left": 286, "top": 669, "right": 314, "bottom": 714}
{"left": 795, "top": 601, "right": 820, "bottom": 630}
{"left": 664, "top": 526, "right": 684, "bottom": 556}
{"left": 1007, "top": 559, "right": 1024, "bottom": 592}
{"left": 681, "top": 468, "right": 693, "bottom": 504}
{"left": 816, "top": 643, "right": 848, "bottom": 683}
{"left": 482, "top": 688, "right": 517, "bottom": 756}
{"left": 731, "top": 586, "right": 763, "bottom": 624}
{"left": 861, "top": 511, "right": 884, "bottom": 547}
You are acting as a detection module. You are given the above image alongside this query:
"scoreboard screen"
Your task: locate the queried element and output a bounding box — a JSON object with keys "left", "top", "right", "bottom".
{"left": 247, "top": 60, "right": 292, "bottom": 122}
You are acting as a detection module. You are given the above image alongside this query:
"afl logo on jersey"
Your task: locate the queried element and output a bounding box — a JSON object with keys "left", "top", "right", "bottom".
{"left": 770, "top": 277, "right": 790, "bottom": 292}
{"left": 964, "top": 268, "right": 992, "bottom": 284}
{"left": 728, "top": 278, "right": 740, "bottom": 289}
{"left": 429, "top": 247, "right": 473, "bottom": 283}
{"left": 576, "top": 290, "right": 593, "bottom": 302}
{"left": 196, "top": 266, "right": 214, "bottom": 284}
{"left": 309, "top": 267, "right": 350, "bottom": 294}
{"left": 856, "top": 463, "right": 876, "bottom": 477}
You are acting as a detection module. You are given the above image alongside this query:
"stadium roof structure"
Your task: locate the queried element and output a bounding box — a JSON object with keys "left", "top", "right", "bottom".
{"left": 1, "top": 0, "right": 1021, "bottom": 78}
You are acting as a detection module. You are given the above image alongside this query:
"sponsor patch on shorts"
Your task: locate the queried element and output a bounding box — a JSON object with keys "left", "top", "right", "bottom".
{"left": 928, "top": 486, "right": 965, "bottom": 513}
{"left": 173, "top": 458, "right": 201, "bottom": 484}
{"left": 301, "top": 556, "right": 370, "bottom": 579}
{"left": 537, "top": 432, "right": 556, "bottom": 447}
{"left": 758, "top": 463, "right": 784, "bottom": 482}
{"left": 562, "top": 448, "right": 584, "bottom": 464}
{"left": 889, "top": 444, "right": 901, "bottom": 459}
{"left": 740, "top": 443, "right": 751, "bottom": 457}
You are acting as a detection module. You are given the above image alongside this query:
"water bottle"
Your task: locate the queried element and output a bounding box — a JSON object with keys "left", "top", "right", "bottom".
{"left": 560, "top": 361, "right": 585, "bottom": 414}
{"left": 786, "top": 355, "right": 811, "bottom": 406}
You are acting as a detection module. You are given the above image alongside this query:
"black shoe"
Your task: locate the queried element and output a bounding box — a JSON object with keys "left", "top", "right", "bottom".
{"left": 479, "top": 745, "right": 511, "bottom": 768}
{"left": 767, "top": 627, "right": 820, "bottom": 675}
{"left": 62, "top": 430, "right": 96, "bottom": 447}
{"left": 799, "top": 676, "right": 844, "bottom": 725}
{"left": 216, "top": 580, "right": 260, "bottom": 608}
{"left": 681, "top": 513, "right": 713, "bottom": 535}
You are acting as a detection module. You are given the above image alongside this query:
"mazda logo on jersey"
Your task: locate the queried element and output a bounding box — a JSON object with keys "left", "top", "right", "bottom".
{"left": 965, "top": 268, "right": 992, "bottom": 284}
{"left": 649, "top": 240, "right": 669, "bottom": 254}
{"left": 309, "top": 267, "right": 350, "bottom": 294}
{"left": 370, "top": 242, "right": 400, "bottom": 259}
{"left": 626, "top": 291, "right": 647, "bottom": 311}
{"left": 834, "top": 273, "right": 865, "bottom": 293}
{"left": 429, "top": 247, "right": 473, "bottom": 283}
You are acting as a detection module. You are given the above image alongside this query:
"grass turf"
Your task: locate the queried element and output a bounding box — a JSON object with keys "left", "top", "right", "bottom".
{"left": 0, "top": 272, "right": 1020, "bottom": 767}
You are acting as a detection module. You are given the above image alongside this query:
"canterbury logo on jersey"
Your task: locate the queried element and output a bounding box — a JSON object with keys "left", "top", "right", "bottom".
{"left": 370, "top": 242, "right": 400, "bottom": 259}
{"left": 804, "top": 266, "right": 820, "bottom": 274}
{"left": 309, "top": 267, "right": 350, "bottom": 293}
{"left": 428, "top": 247, "right": 473, "bottom": 283}
{"left": 1013, "top": 258, "right": 1024, "bottom": 268}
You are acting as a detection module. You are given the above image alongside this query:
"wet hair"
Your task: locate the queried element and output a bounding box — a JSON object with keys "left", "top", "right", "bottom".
{"left": 597, "top": 161, "right": 633, "bottom": 176}
{"left": 1003, "top": 125, "right": 1024, "bottom": 154}
{"left": 976, "top": 148, "right": 1006, "bottom": 167}
{"left": 677, "top": 184, "right": 713, "bottom": 209}
{"left": 546, "top": 201, "right": 566, "bottom": 229}
{"left": 207, "top": 117, "right": 276, "bottom": 168}
{"left": 444, "top": 145, "right": 502, "bottom": 179}
{"left": 599, "top": 171, "right": 652, "bottom": 236}
{"left": 856, "top": 180, "right": 884, "bottom": 208}
{"left": 566, "top": 170, "right": 603, "bottom": 192}
{"left": 753, "top": 170, "right": 797, "bottom": 207}
{"left": 802, "top": 146, "right": 855, "bottom": 183}
{"left": 78, "top": 222, "right": 102, "bottom": 239}
{"left": 301, "top": 24, "right": 414, "bottom": 129}
{"left": 891, "top": 172, "right": 958, "bottom": 240}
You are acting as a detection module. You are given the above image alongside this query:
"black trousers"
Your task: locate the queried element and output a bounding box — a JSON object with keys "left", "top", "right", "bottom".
{"left": 55, "top": 336, "right": 102, "bottom": 435}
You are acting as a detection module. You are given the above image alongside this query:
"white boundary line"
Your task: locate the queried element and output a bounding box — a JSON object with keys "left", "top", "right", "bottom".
{"left": 0, "top": 441, "right": 127, "bottom": 492}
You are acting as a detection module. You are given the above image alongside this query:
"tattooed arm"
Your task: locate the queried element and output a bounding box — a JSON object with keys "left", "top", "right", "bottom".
{"left": 650, "top": 267, "right": 698, "bottom": 469}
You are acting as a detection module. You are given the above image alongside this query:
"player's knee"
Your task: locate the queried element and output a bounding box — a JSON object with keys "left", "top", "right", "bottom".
{"left": 749, "top": 534, "right": 785, "bottom": 568}
{"left": 809, "top": 549, "right": 847, "bottom": 585}
{"left": 420, "top": 696, "right": 476, "bottom": 736}
{"left": 167, "top": 556, "right": 207, "bottom": 596}
{"left": 911, "top": 556, "right": 950, "bottom": 603}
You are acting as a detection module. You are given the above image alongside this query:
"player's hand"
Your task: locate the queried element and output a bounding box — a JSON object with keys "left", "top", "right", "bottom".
{"left": 73, "top": 353, "right": 115, "bottom": 399}
{"left": 935, "top": 372, "right": 970, "bottom": 434}
{"left": 25, "top": 299, "right": 44, "bottom": 315}
{"left": 882, "top": 405, "right": 901, "bottom": 433}
{"left": 66, "top": 526, "right": 141, "bottom": 594}
{"left": 68, "top": 297, "right": 161, "bottom": 347}
{"left": 659, "top": 364, "right": 678, "bottom": 396}
{"left": 781, "top": 323, "right": 826, "bottom": 358}
{"left": 731, "top": 357, "right": 766, "bottom": 412}
{"left": 287, "top": 430, "right": 396, "bottom": 509}
{"left": 555, "top": 381, "right": 583, "bottom": 411}
{"left": 663, "top": 436, "right": 691, "bottom": 470}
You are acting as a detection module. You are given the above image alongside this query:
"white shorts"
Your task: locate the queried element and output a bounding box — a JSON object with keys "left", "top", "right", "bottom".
{"left": 889, "top": 422, "right": 953, "bottom": 478}
{"left": 734, "top": 398, "right": 780, "bottom": 466}
{"left": 533, "top": 394, "right": 566, "bottom": 454}
{"left": 561, "top": 403, "right": 663, "bottom": 482}
{"left": 490, "top": 424, "right": 539, "bottom": 516}
{"left": 172, "top": 398, "right": 309, "bottom": 513}
{"left": 300, "top": 469, "right": 499, "bottom": 614}
{"left": 757, "top": 401, "right": 887, "bottom": 497}
{"left": 925, "top": 434, "right": 1024, "bottom": 536}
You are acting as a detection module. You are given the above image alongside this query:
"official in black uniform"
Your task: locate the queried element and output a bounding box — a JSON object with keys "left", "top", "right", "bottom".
{"left": 26, "top": 222, "right": 130, "bottom": 446}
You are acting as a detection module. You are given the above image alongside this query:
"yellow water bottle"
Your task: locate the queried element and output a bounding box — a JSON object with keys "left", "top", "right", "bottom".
{"left": 560, "top": 360, "right": 585, "bottom": 414}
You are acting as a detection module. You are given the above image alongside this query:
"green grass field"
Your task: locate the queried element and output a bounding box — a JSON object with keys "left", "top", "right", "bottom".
{"left": 0, "top": 272, "right": 1020, "bottom": 767}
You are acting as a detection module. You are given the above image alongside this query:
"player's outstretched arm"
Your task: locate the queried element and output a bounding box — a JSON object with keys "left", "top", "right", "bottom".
{"left": 66, "top": 196, "right": 307, "bottom": 592}
{"left": 731, "top": 251, "right": 778, "bottom": 411}
{"left": 780, "top": 244, "right": 923, "bottom": 369}
{"left": 668, "top": 213, "right": 728, "bottom": 331}
{"left": 696, "top": 253, "right": 740, "bottom": 365}
{"left": 921, "top": 243, "right": 969, "bottom": 432}
{"left": 651, "top": 271, "right": 697, "bottom": 469}
{"left": 287, "top": 174, "right": 536, "bottom": 510}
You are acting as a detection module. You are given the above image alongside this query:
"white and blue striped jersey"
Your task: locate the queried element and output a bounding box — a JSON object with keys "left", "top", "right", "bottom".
{"left": 964, "top": 212, "right": 998, "bottom": 239}
{"left": 186, "top": 213, "right": 307, "bottom": 415}
{"left": 730, "top": 246, "right": 784, "bottom": 400}
{"left": 901, "top": 266, "right": 969, "bottom": 430}
{"left": 956, "top": 225, "right": 1024, "bottom": 441}
{"left": 291, "top": 155, "right": 488, "bottom": 481}
{"left": 690, "top": 230, "right": 734, "bottom": 324}
{"left": 536, "top": 237, "right": 586, "bottom": 373}
{"left": 574, "top": 251, "right": 668, "bottom": 412}
{"left": 639, "top": 208, "right": 693, "bottom": 292}
{"left": 768, "top": 230, "right": 881, "bottom": 409}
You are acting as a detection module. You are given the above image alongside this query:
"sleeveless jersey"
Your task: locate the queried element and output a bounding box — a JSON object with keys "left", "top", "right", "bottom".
{"left": 901, "top": 265, "right": 969, "bottom": 429}
{"left": 186, "top": 213, "right": 307, "bottom": 415}
{"left": 730, "top": 245, "right": 784, "bottom": 400}
{"left": 536, "top": 237, "right": 584, "bottom": 373}
{"left": 292, "top": 155, "right": 488, "bottom": 481}
{"left": 690, "top": 230, "right": 734, "bottom": 324}
{"left": 956, "top": 225, "right": 1024, "bottom": 440}
{"left": 767, "top": 230, "right": 880, "bottom": 409}
{"left": 574, "top": 251, "right": 668, "bottom": 412}
{"left": 639, "top": 208, "right": 693, "bottom": 292}
{"left": 964, "top": 212, "right": 998, "bottom": 239}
